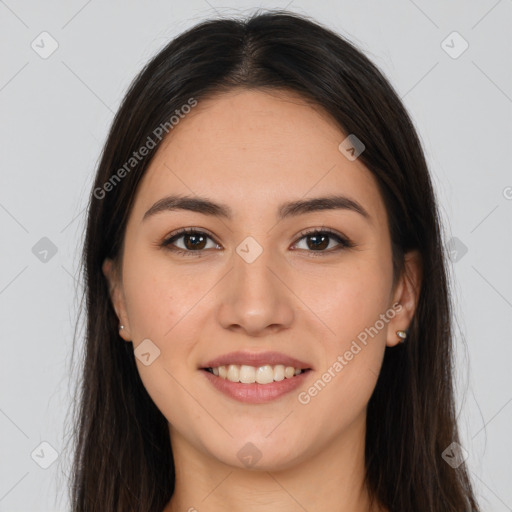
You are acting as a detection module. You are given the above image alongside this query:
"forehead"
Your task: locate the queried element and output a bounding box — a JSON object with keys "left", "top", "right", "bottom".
{"left": 131, "top": 88, "right": 387, "bottom": 226}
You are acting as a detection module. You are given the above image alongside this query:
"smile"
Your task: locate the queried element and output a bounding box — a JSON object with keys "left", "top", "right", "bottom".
{"left": 205, "top": 364, "right": 307, "bottom": 384}
{"left": 200, "top": 350, "right": 312, "bottom": 403}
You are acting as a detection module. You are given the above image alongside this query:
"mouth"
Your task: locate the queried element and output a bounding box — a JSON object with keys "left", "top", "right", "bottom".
{"left": 201, "top": 364, "right": 311, "bottom": 384}
{"left": 199, "top": 351, "right": 313, "bottom": 403}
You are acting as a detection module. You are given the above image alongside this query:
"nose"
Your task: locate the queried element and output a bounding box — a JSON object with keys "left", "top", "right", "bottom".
{"left": 216, "top": 244, "right": 295, "bottom": 337}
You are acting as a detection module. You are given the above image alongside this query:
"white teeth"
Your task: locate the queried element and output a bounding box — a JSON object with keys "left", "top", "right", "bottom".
{"left": 227, "top": 364, "right": 240, "bottom": 382}
{"left": 207, "top": 364, "right": 306, "bottom": 384}
{"left": 239, "top": 365, "right": 256, "bottom": 383}
{"left": 273, "top": 364, "right": 285, "bottom": 381}
{"left": 256, "top": 365, "right": 274, "bottom": 384}
{"left": 284, "top": 366, "right": 295, "bottom": 379}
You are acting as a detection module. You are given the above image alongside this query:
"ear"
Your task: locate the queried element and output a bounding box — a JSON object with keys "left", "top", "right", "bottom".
{"left": 102, "top": 258, "right": 132, "bottom": 342}
{"left": 386, "top": 250, "right": 422, "bottom": 347}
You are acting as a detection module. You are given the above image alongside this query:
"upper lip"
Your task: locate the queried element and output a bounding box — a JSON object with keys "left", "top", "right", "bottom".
{"left": 201, "top": 351, "right": 312, "bottom": 370}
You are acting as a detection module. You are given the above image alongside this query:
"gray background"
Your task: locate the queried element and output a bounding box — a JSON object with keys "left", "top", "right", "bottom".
{"left": 1, "top": 0, "right": 511, "bottom": 510}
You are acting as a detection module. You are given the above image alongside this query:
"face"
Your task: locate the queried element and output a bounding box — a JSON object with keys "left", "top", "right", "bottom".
{"left": 103, "top": 88, "right": 420, "bottom": 471}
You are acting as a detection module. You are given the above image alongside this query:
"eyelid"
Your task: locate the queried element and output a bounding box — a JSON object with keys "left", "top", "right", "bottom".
{"left": 161, "top": 227, "right": 221, "bottom": 254}
{"left": 294, "top": 226, "right": 352, "bottom": 245}
{"left": 165, "top": 226, "right": 218, "bottom": 242}
{"left": 291, "top": 227, "right": 354, "bottom": 254}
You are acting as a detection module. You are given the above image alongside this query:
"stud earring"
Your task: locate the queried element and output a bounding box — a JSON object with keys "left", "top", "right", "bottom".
{"left": 396, "top": 329, "right": 408, "bottom": 342}
{"left": 119, "top": 325, "right": 125, "bottom": 331}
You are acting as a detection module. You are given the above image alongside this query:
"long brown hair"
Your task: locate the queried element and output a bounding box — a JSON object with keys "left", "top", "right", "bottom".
{"left": 68, "top": 9, "right": 479, "bottom": 511}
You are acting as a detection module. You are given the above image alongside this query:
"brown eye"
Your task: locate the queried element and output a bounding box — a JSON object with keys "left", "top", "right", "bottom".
{"left": 179, "top": 232, "right": 207, "bottom": 250}
{"left": 161, "top": 227, "right": 354, "bottom": 257}
{"left": 293, "top": 229, "right": 353, "bottom": 254}
{"left": 161, "top": 228, "right": 220, "bottom": 255}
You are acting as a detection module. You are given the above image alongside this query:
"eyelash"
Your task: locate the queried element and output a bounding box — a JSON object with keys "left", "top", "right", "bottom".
{"left": 160, "top": 226, "right": 355, "bottom": 258}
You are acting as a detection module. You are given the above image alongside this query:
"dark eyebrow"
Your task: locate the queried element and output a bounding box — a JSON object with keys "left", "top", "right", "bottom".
{"left": 142, "top": 194, "right": 371, "bottom": 223}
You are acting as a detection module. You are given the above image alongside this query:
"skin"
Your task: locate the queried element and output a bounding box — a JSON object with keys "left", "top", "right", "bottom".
{"left": 103, "top": 88, "right": 422, "bottom": 512}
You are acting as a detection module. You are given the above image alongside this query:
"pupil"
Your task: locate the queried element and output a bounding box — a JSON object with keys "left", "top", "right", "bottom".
{"left": 308, "top": 234, "right": 328, "bottom": 250}
{"left": 185, "top": 234, "right": 206, "bottom": 250}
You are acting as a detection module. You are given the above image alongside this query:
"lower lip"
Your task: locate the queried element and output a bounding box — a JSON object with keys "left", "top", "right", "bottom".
{"left": 201, "top": 369, "right": 311, "bottom": 404}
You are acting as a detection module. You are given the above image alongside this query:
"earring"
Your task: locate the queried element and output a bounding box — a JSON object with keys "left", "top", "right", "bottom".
{"left": 119, "top": 325, "right": 125, "bottom": 331}
{"left": 396, "top": 329, "right": 408, "bottom": 342}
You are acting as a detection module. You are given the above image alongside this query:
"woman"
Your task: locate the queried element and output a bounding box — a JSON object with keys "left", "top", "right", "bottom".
{"left": 69, "top": 9, "right": 480, "bottom": 511}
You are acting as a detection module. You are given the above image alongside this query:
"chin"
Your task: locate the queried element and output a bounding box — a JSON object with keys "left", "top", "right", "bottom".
{"left": 202, "top": 433, "right": 309, "bottom": 472}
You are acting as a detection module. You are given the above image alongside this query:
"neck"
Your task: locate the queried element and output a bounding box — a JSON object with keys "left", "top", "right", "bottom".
{"left": 164, "top": 413, "right": 383, "bottom": 512}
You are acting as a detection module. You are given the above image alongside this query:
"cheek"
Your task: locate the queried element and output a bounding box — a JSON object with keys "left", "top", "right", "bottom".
{"left": 298, "top": 258, "right": 391, "bottom": 405}
{"left": 121, "top": 257, "right": 204, "bottom": 426}
{"left": 121, "top": 252, "right": 206, "bottom": 388}
{"left": 297, "top": 283, "right": 388, "bottom": 426}
{"left": 301, "top": 258, "right": 391, "bottom": 342}
{"left": 122, "top": 251, "right": 199, "bottom": 340}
